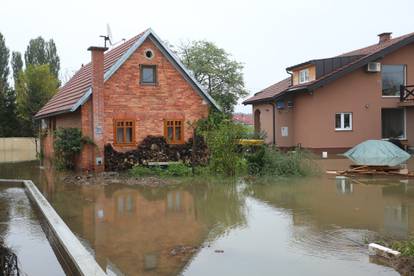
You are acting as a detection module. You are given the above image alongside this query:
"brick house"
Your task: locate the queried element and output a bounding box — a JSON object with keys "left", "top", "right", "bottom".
{"left": 244, "top": 31, "right": 414, "bottom": 154}
{"left": 35, "top": 29, "right": 220, "bottom": 171}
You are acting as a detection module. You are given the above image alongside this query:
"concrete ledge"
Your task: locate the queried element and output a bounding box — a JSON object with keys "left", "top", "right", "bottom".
{"left": 368, "top": 243, "right": 401, "bottom": 259}
{"left": 0, "top": 179, "right": 106, "bottom": 276}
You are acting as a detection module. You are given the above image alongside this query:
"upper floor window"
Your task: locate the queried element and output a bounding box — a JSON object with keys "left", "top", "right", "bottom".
{"left": 164, "top": 120, "right": 184, "bottom": 144}
{"left": 140, "top": 65, "right": 157, "bottom": 85}
{"left": 299, "top": 68, "right": 310, "bottom": 84}
{"left": 114, "top": 120, "right": 135, "bottom": 145}
{"left": 335, "top": 112, "right": 352, "bottom": 131}
{"left": 382, "top": 65, "right": 405, "bottom": 97}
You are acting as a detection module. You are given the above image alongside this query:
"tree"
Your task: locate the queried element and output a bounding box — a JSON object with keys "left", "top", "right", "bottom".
{"left": 179, "top": 41, "right": 248, "bottom": 114}
{"left": 0, "top": 32, "right": 18, "bottom": 137}
{"left": 0, "top": 33, "right": 9, "bottom": 95}
{"left": 11, "top": 51, "right": 23, "bottom": 86}
{"left": 16, "top": 64, "right": 58, "bottom": 136}
{"left": 24, "top": 37, "right": 60, "bottom": 79}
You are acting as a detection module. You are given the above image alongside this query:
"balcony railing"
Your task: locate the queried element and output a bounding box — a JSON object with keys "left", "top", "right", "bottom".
{"left": 400, "top": 85, "right": 414, "bottom": 103}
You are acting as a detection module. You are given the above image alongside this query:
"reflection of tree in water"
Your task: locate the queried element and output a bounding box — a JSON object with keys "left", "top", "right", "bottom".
{"left": 190, "top": 178, "right": 248, "bottom": 241}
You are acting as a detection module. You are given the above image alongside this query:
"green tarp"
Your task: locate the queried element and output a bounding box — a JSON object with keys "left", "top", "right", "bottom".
{"left": 344, "top": 140, "right": 411, "bottom": 166}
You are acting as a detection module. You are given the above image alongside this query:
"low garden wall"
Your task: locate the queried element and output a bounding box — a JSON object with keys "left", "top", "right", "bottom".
{"left": 0, "top": 137, "right": 38, "bottom": 163}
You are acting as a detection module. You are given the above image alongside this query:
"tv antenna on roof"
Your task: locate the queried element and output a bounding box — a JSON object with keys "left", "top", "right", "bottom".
{"left": 100, "top": 24, "right": 126, "bottom": 48}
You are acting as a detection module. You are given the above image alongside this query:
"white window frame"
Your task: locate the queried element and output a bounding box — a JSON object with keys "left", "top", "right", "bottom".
{"left": 299, "top": 69, "right": 310, "bottom": 84}
{"left": 335, "top": 112, "right": 352, "bottom": 131}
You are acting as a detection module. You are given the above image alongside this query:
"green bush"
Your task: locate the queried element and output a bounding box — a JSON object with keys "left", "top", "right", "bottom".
{"left": 203, "top": 119, "right": 247, "bottom": 176}
{"left": 263, "top": 148, "right": 318, "bottom": 176}
{"left": 53, "top": 128, "right": 94, "bottom": 170}
{"left": 244, "top": 146, "right": 319, "bottom": 177}
{"left": 129, "top": 163, "right": 191, "bottom": 177}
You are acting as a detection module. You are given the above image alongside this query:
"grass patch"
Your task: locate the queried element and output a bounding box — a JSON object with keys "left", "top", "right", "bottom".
{"left": 130, "top": 163, "right": 192, "bottom": 177}
{"left": 245, "top": 146, "right": 320, "bottom": 177}
{"left": 376, "top": 238, "right": 414, "bottom": 256}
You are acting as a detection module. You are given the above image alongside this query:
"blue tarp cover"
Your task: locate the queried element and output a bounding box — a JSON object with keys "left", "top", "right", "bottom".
{"left": 344, "top": 140, "right": 411, "bottom": 166}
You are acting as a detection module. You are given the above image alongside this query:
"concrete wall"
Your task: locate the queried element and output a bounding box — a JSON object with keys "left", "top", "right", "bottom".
{"left": 253, "top": 103, "right": 275, "bottom": 144}
{"left": 0, "top": 138, "right": 38, "bottom": 163}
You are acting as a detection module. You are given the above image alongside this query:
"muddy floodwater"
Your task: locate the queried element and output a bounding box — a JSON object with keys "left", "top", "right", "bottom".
{"left": 1, "top": 159, "right": 413, "bottom": 275}
{"left": 0, "top": 185, "right": 65, "bottom": 275}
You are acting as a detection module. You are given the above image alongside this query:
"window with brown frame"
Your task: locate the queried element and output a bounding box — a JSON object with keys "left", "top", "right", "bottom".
{"left": 114, "top": 120, "right": 135, "bottom": 145}
{"left": 164, "top": 120, "right": 184, "bottom": 144}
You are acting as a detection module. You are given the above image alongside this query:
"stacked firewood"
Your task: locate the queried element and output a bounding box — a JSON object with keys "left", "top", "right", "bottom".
{"left": 105, "top": 135, "right": 209, "bottom": 171}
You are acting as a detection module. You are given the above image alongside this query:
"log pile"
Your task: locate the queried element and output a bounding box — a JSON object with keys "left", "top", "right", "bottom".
{"left": 327, "top": 165, "right": 414, "bottom": 177}
{"left": 105, "top": 135, "right": 209, "bottom": 171}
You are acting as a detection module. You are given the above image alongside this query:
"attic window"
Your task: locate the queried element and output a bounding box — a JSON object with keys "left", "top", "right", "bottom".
{"left": 144, "top": 49, "right": 154, "bottom": 59}
{"left": 140, "top": 65, "right": 157, "bottom": 85}
{"left": 299, "top": 69, "right": 310, "bottom": 84}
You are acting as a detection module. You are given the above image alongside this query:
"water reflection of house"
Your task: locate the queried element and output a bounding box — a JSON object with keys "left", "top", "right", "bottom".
{"left": 251, "top": 177, "right": 414, "bottom": 238}
{"left": 80, "top": 186, "right": 206, "bottom": 276}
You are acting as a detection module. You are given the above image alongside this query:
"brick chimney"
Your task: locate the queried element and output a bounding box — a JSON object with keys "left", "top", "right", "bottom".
{"left": 378, "top": 32, "right": 392, "bottom": 44}
{"left": 88, "top": 46, "right": 107, "bottom": 171}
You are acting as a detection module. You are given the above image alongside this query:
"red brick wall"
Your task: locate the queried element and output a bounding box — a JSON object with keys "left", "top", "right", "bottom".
{"left": 80, "top": 99, "right": 94, "bottom": 171}
{"left": 101, "top": 38, "right": 209, "bottom": 152}
{"left": 43, "top": 38, "right": 210, "bottom": 171}
{"left": 89, "top": 48, "right": 106, "bottom": 172}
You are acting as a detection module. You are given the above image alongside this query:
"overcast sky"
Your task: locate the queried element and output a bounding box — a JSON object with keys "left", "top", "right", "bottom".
{"left": 2, "top": 0, "right": 414, "bottom": 113}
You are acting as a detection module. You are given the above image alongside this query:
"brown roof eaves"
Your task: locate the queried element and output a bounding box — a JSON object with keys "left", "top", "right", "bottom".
{"left": 244, "top": 32, "right": 414, "bottom": 105}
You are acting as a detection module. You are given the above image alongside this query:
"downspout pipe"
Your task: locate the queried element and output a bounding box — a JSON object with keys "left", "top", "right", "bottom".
{"left": 272, "top": 102, "right": 276, "bottom": 145}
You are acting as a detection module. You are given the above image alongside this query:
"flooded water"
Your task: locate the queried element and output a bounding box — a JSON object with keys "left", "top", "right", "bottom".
{"left": 0, "top": 185, "right": 65, "bottom": 276}
{"left": 1, "top": 159, "right": 413, "bottom": 275}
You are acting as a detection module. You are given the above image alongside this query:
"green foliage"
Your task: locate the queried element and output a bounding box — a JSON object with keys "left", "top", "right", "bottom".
{"left": 0, "top": 33, "right": 9, "bottom": 93}
{"left": 11, "top": 51, "right": 23, "bottom": 86}
{"left": 53, "top": 128, "right": 93, "bottom": 170}
{"left": 179, "top": 40, "right": 248, "bottom": 113}
{"left": 391, "top": 239, "right": 414, "bottom": 256}
{"left": 245, "top": 146, "right": 319, "bottom": 177}
{"left": 24, "top": 37, "right": 60, "bottom": 79}
{"left": 16, "top": 64, "right": 58, "bottom": 136}
{"left": 204, "top": 119, "right": 247, "bottom": 176}
{"left": 130, "top": 163, "right": 192, "bottom": 177}
{"left": 0, "top": 32, "right": 19, "bottom": 137}
{"left": 196, "top": 110, "right": 229, "bottom": 134}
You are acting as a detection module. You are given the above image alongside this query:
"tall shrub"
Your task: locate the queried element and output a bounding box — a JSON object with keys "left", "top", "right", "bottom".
{"left": 204, "top": 120, "right": 247, "bottom": 176}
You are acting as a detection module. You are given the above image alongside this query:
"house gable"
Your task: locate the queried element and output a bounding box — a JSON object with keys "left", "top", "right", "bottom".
{"left": 99, "top": 37, "right": 210, "bottom": 149}
{"left": 73, "top": 29, "right": 220, "bottom": 113}
{"left": 35, "top": 29, "right": 220, "bottom": 120}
